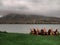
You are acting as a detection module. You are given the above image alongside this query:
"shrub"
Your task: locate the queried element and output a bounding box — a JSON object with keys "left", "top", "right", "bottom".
{"left": 0, "top": 31, "right": 7, "bottom": 33}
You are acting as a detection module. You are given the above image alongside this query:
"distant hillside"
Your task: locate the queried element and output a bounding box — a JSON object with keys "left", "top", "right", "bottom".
{"left": 0, "top": 13, "right": 60, "bottom": 24}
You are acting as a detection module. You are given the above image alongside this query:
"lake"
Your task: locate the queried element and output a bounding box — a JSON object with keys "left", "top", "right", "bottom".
{"left": 0, "top": 24, "right": 60, "bottom": 33}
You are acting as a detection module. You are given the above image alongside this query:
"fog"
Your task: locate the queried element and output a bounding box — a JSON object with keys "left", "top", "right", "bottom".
{"left": 0, "top": 0, "right": 60, "bottom": 17}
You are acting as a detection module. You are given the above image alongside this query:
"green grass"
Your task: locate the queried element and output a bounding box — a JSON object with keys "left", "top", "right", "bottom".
{"left": 0, "top": 33, "right": 60, "bottom": 45}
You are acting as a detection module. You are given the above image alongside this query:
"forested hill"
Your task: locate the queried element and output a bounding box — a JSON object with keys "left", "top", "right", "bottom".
{"left": 0, "top": 13, "right": 60, "bottom": 24}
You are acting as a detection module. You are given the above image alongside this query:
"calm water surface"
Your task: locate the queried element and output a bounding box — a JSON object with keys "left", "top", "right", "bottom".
{"left": 0, "top": 24, "right": 60, "bottom": 33}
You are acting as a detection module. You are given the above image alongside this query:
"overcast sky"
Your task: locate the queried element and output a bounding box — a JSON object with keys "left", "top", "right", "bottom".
{"left": 0, "top": 0, "right": 60, "bottom": 17}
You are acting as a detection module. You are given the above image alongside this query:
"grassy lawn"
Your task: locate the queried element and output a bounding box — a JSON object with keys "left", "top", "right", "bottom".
{"left": 0, "top": 33, "right": 60, "bottom": 45}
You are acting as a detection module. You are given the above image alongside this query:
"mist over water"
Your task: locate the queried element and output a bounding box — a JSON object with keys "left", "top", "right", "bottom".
{"left": 0, "top": 24, "right": 60, "bottom": 34}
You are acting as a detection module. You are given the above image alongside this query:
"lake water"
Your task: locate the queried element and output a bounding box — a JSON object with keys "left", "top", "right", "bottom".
{"left": 0, "top": 24, "right": 60, "bottom": 33}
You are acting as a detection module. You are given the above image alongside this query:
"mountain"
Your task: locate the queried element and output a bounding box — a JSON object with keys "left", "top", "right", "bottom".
{"left": 0, "top": 13, "right": 60, "bottom": 24}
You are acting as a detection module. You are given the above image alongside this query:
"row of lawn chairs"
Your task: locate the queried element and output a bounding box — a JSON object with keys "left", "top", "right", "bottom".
{"left": 30, "top": 28, "right": 59, "bottom": 35}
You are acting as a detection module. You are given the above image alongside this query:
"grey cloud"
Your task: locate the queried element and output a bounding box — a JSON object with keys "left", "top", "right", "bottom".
{"left": 0, "top": 0, "right": 60, "bottom": 18}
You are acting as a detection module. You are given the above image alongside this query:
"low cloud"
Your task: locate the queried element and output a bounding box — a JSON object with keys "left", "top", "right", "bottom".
{"left": 0, "top": 0, "right": 60, "bottom": 17}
